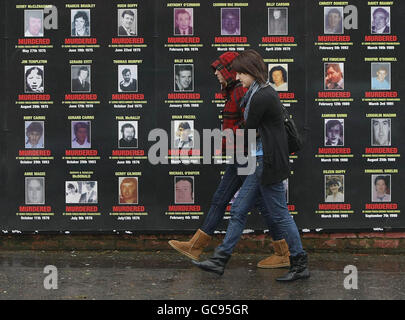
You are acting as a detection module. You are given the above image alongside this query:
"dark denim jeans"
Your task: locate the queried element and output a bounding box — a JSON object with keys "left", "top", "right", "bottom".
{"left": 217, "top": 157, "right": 305, "bottom": 257}
{"left": 200, "top": 163, "right": 282, "bottom": 240}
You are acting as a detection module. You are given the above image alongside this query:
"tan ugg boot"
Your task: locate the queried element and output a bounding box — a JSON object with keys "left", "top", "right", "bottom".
{"left": 168, "top": 229, "right": 212, "bottom": 261}
{"left": 257, "top": 239, "right": 291, "bottom": 268}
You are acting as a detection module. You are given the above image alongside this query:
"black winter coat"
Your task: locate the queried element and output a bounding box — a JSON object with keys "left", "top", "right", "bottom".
{"left": 245, "top": 85, "right": 290, "bottom": 186}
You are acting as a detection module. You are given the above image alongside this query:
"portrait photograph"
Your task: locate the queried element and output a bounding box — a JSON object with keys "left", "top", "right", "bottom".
{"left": 65, "top": 181, "right": 97, "bottom": 204}
{"left": 119, "top": 177, "right": 138, "bottom": 204}
{"left": 324, "top": 119, "right": 344, "bottom": 146}
{"left": 174, "top": 8, "right": 193, "bottom": 35}
{"left": 221, "top": 8, "right": 240, "bottom": 35}
{"left": 118, "top": 65, "right": 138, "bottom": 92}
{"left": 24, "top": 10, "right": 44, "bottom": 37}
{"left": 268, "top": 8, "right": 288, "bottom": 35}
{"left": 324, "top": 7, "right": 343, "bottom": 34}
{"left": 25, "top": 177, "right": 45, "bottom": 205}
{"left": 25, "top": 65, "right": 44, "bottom": 93}
{"left": 371, "top": 63, "right": 391, "bottom": 90}
{"left": 71, "top": 9, "right": 91, "bottom": 37}
{"left": 324, "top": 63, "right": 344, "bottom": 90}
{"left": 371, "top": 175, "right": 391, "bottom": 202}
{"left": 71, "top": 65, "right": 91, "bottom": 92}
{"left": 174, "top": 176, "right": 194, "bottom": 204}
{"left": 173, "top": 120, "right": 194, "bottom": 149}
{"left": 268, "top": 64, "right": 288, "bottom": 91}
{"left": 371, "top": 7, "right": 390, "bottom": 34}
{"left": 325, "top": 175, "right": 344, "bottom": 203}
{"left": 371, "top": 118, "right": 391, "bottom": 146}
{"left": 71, "top": 121, "right": 91, "bottom": 149}
{"left": 118, "top": 9, "right": 137, "bottom": 36}
{"left": 25, "top": 121, "right": 44, "bottom": 149}
{"left": 174, "top": 64, "right": 194, "bottom": 92}
{"left": 118, "top": 121, "right": 138, "bottom": 149}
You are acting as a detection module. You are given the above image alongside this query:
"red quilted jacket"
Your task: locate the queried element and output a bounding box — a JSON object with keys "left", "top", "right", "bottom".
{"left": 211, "top": 52, "right": 247, "bottom": 153}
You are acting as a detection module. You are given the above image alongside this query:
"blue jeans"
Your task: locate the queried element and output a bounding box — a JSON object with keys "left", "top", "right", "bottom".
{"left": 201, "top": 163, "right": 282, "bottom": 240}
{"left": 217, "top": 157, "right": 305, "bottom": 256}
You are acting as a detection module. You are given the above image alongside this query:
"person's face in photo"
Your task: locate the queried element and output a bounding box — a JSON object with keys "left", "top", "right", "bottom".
{"left": 26, "top": 68, "right": 43, "bottom": 91}
{"left": 376, "top": 69, "right": 387, "bottom": 82}
{"left": 175, "top": 180, "right": 193, "bottom": 203}
{"left": 177, "top": 70, "right": 192, "bottom": 89}
{"left": 329, "top": 182, "right": 339, "bottom": 195}
{"left": 120, "top": 180, "right": 137, "bottom": 203}
{"left": 27, "top": 179, "right": 43, "bottom": 203}
{"left": 78, "top": 69, "right": 88, "bottom": 82}
{"left": 373, "top": 119, "right": 389, "bottom": 146}
{"left": 373, "top": 11, "right": 388, "bottom": 30}
{"left": 223, "top": 12, "right": 238, "bottom": 33}
{"left": 327, "top": 124, "right": 341, "bottom": 144}
{"left": 122, "top": 13, "right": 134, "bottom": 29}
{"left": 272, "top": 70, "right": 284, "bottom": 86}
{"left": 27, "top": 129, "right": 42, "bottom": 146}
{"left": 75, "top": 126, "right": 88, "bottom": 144}
{"left": 273, "top": 9, "right": 281, "bottom": 19}
{"left": 67, "top": 186, "right": 76, "bottom": 194}
{"left": 176, "top": 126, "right": 190, "bottom": 141}
{"left": 375, "top": 179, "right": 387, "bottom": 196}
{"left": 85, "top": 182, "right": 93, "bottom": 192}
{"left": 75, "top": 16, "right": 86, "bottom": 32}
{"left": 123, "top": 70, "right": 131, "bottom": 83}
{"left": 328, "top": 11, "right": 341, "bottom": 29}
{"left": 28, "top": 16, "right": 42, "bottom": 35}
{"left": 326, "top": 66, "right": 342, "bottom": 84}
{"left": 176, "top": 12, "right": 191, "bottom": 31}
{"left": 123, "top": 126, "right": 135, "bottom": 141}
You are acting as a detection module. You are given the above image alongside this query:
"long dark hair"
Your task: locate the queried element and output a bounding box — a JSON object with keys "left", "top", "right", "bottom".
{"left": 231, "top": 49, "right": 267, "bottom": 84}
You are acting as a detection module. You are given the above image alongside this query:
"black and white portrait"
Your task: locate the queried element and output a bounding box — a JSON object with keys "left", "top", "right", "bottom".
{"left": 173, "top": 120, "right": 194, "bottom": 149}
{"left": 71, "top": 9, "right": 91, "bottom": 37}
{"left": 65, "top": 181, "right": 97, "bottom": 204}
{"left": 118, "top": 65, "right": 138, "bottom": 92}
{"left": 268, "top": 8, "right": 288, "bottom": 35}
{"left": 25, "top": 66, "right": 44, "bottom": 93}
{"left": 25, "top": 177, "right": 45, "bottom": 204}
{"left": 324, "top": 119, "right": 344, "bottom": 146}
{"left": 118, "top": 121, "right": 138, "bottom": 148}
{"left": 71, "top": 65, "right": 91, "bottom": 92}
{"left": 174, "top": 64, "right": 193, "bottom": 92}
{"left": 371, "top": 118, "right": 391, "bottom": 146}
{"left": 118, "top": 9, "right": 137, "bottom": 36}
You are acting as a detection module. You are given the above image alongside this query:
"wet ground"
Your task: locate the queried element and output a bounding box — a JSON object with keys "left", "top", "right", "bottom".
{"left": 0, "top": 250, "right": 404, "bottom": 300}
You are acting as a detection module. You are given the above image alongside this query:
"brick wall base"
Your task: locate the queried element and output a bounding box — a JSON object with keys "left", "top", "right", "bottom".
{"left": 1, "top": 232, "right": 405, "bottom": 253}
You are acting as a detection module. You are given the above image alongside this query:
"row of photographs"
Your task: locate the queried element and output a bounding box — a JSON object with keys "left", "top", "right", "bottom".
{"left": 23, "top": 6, "right": 393, "bottom": 37}
{"left": 22, "top": 118, "right": 394, "bottom": 149}
{"left": 23, "top": 174, "right": 393, "bottom": 205}
{"left": 23, "top": 62, "right": 393, "bottom": 93}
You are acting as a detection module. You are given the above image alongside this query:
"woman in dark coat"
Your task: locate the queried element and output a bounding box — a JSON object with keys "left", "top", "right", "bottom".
{"left": 193, "top": 50, "right": 309, "bottom": 282}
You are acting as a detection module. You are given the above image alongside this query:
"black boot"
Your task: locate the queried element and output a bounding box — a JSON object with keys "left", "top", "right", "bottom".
{"left": 276, "top": 252, "right": 310, "bottom": 282}
{"left": 192, "top": 248, "right": 231, "bottom": 276}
